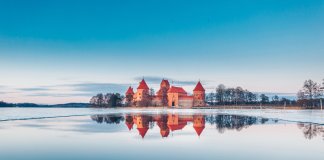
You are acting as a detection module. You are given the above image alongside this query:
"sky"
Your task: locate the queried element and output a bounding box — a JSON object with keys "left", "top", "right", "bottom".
{"left": 0, "top": 0, "right": 323, "bottom": 104}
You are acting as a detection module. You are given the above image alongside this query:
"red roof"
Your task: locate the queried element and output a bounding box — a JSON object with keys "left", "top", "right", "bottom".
{"left": 125, "top": 86, "right": 134, "bottom": 95}
{"left": 168, "top": 86, "right": 187, "bottom": 94}
{"left": 137, "top": 127, "right": 149, "bottom": 138}
{"left": 137, "top": 79, "right": 149, "bottom": 90}
{"left": 193, "top": 126, "right": 205, "bottom": 136}
{"left": 193, "top": 81, "right": 205, "bottom": 92}
{"left": 161, "top": 79, "right": 170, "bottom": 86}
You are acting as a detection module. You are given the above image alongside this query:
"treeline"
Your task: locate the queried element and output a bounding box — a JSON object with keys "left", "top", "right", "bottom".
{"left": 205, "top": 84, "right": 295, "bottom": 106}
{"left": 0, "top": 101, "right": 89, "bottom": 108}
{"left": 297, "top": 79, "right": 324, "bottom": 109}
{"left": 89, "top": 93, "right": 124, "bottom": 107}
{"left": 0, "top": 101, "right": 15, "bottom": 107}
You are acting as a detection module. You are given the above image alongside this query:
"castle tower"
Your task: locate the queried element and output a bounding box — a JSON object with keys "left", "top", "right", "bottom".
{"left": 193, "top": 81, "right": 205, "bottom": 107}
{"left": 160, "top": 79, "right": 170, "bottom": 89}
{"left": 134, "top": 79, "right": 150, "bottom": 102}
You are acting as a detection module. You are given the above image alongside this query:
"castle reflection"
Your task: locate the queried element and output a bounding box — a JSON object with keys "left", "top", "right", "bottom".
{"left": 91, "top": 113, "right": 272, "bottom": 138}
{"left": 90, "top": 113, "right": 324, "bottom": 140}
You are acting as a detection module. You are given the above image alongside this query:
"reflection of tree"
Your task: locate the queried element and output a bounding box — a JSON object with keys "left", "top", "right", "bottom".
{"left": 205, "top": 114, "right": 269, "bottom": 133}
{"left": 297, "top": 123, "right": 324, "bottom": 140}
{"left": 91, "top": 114, "right": 124, "bottom": 124}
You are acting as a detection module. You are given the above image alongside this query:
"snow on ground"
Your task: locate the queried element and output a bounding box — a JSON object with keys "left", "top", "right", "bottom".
{"left": 1, "top": 108, "right": 324, "bottom": 124}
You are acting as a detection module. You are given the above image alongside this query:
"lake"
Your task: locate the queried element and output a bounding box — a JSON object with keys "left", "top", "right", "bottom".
{"left": 0, "top": 108, "right": 324, "bottom": 160}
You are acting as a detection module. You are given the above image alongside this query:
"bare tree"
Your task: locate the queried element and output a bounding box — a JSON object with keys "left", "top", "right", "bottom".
{"left": 216, "top": 84, "right": 226, "bottom": 104}
{"left": 137, "top": 90, "right": 151, "bottom": 107}
{"left": 302, "top": 79, "right": 321, "bottom": 99}
{"left": 272, "top": 95, "right": 279, "bottom": 105}
{"left": 260, "top": 94, "right": 269, "bottom": 104}
{"left": 160, "top": 87, "right": 168, "bottom": 106}
{"left": 297, "top": 79, "right": 322, "bottom": 108}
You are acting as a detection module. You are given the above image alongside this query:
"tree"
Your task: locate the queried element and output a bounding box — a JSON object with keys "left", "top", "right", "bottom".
{"left": 90, "top": 93, "right": 104, "bottom": 106}
{"left": 246, "top": 92, "right": 257, "bottom": 104}
{"left": 224, "top": 88, "right": 235, "bottom": 104}
{"left": 297, "top": 79, "right": 322, "bottom": 108}
{"left": 272, "top": 95, "right": 279, "bottom": 105}
{"left": 234, "top": 87, "right": 245, "bottom": 105}
{"left": 302, "top": 79, "right": 321, "bottom": 99}
{"left": 90, "top": 93, "right": 123, "bottom": 107}
{"left": 125, "top": 94, "right": 133, "bottom": 107}
{"left": 149, "top": 88, "right": 155, "bottom": 98}
{"left": 107, "top": 93, "right": 123, "bottom": 107}
{"left": 208, "top": 85, "right": 258, "bottom": 105}
{"left": 216, "top": 84, "right": 226, "bottom": 104}
{"left": 137, "top": 90, "right": 151, "bottom": 107}
{"left": 260, "top": 94, "right": 269, "bottom": 104}
{"left": 97, "top": 93, "right": 104, "bottom": 106}
{"left": 297, "top": 90, "right": 306, "bottom": 100}
{"left": 207, "top": 92, "right": 216, "bottom": 105}
{"left": 104, "top": 93, "right": 113, "bottom": 105}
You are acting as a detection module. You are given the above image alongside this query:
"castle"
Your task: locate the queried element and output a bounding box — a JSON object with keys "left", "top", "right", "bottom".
{"left": 125, "top": 79, "right": 206, "bottom": 108}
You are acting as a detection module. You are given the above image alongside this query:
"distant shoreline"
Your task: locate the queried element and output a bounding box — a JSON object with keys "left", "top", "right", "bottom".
{"left": 116, "top": 106, "right": 314, "bottom": 110}
{"left": 1, "top": 103, "right": 322, "bottom": 110}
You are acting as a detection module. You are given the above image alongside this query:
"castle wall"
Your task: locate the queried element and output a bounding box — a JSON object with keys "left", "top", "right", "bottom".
{"left": 193, "top": 91, "right": 206, "bottom": 107}
{"left": 167, "top": 93, "right": 178, "bottom": 107}
{"left": 178, "top": 98, "right": 193, "bottom": 108}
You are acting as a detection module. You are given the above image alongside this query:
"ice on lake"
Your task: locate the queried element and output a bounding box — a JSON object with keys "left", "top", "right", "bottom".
{"left": 1, "top": 108, "right": 324, "bottom": 124}
{"left": 1, "top": 108, "right": 324, "bottom": 160}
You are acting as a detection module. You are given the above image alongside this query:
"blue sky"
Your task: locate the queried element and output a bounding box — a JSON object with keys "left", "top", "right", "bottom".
{"left": 0, "top": 0, "right": 323, "bottom": 104}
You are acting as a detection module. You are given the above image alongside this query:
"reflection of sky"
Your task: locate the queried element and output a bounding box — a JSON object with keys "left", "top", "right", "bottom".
{"left": 0, "top": 114, "right": 324, "bottom": 160}
{"left": 0, "top": 1, "right": 324, "bottom": 103}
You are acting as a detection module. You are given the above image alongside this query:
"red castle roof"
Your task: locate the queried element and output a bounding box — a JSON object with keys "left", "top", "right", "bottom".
{"left": 193, "top": 126, "right": 205, "bottom": 136}
{"left": 193, "top": 81, "right": 205, "bottom": 92}
{"left": 125, "top": 86, "right": 134, "bottom": 95}
{"left": 168, "top": 86, "right": 187, "bottom": 94}
{"left": 137, "top": 79, "right": 149, "bottom": 90}
{"left": 137, "top": 127, "right": 149, "bottom": 138}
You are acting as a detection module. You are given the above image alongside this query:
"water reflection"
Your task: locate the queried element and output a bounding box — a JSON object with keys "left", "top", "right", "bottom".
{"left": 91, "top": 114, "right": 124, "bottom": 124}
{"left": 298, "top": 123, "right": 324, "bottom": 140}
{"left": 90, "top": 113, "right": 274, "bottom": 138}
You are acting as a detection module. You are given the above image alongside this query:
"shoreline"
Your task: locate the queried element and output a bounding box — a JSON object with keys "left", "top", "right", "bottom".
{"left": 122, "top": 105, "right": 314, "bottom": 110}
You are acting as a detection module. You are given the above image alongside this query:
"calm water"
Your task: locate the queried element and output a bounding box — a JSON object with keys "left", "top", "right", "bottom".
{"left": 0, "top": 109, "right": 324, "bottom": 160}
